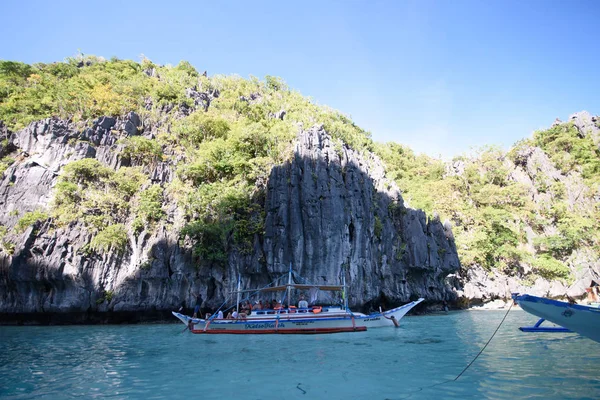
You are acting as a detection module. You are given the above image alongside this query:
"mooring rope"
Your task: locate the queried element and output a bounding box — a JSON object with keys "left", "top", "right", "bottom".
{"left": 397, "top": 301, "right": 514, "bottom": 399}
{"left": 453, "top": 301, "right": 513, "bottom": 381}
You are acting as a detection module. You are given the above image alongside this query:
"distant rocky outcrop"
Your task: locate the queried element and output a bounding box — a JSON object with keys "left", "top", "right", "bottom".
{"left": 448, "top": 111, "right": 600, "bottom": 307}
{"left": 570, "top": 111, "right": 600, "bottom": 149}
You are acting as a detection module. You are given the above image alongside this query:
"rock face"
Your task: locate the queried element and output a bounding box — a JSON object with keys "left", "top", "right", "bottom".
{"left": 0, "top": 119, "right": 460, "bottom": 324}
{"left": 0, "top": 116, "right": 189, "bottom": 323}
{"left": 259, "top": 127, "right": 460, "bottom": 310}
{"left": 570, "top": 111, "right": 600, "bottom": 150}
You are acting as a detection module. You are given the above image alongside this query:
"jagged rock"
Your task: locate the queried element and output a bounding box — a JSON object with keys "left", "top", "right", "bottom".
{"left": 143, "top": 67, "right": 156, "bottom": 78}
{"left": 454, "top": 265, "right": 569, "bottom": 306}
{"left": 0, "top": 121, "right": 13, "bottom": 158}
{"left": 122, "top": 112, "right": 141, "bottom": 136}
{"left": 239, "top": 92, "right": 262, "bottom": 104}
{"left": 444, "top": 160, "right": 465, "bottom": 177}
{"left": 185, "top": 86, "right": 219, "bottom": 112}
{"left": 570, "top": 111, "right": 600, "bottom": 147}
{"left": 269, "top": 109, "right": 286, "bottom": 120}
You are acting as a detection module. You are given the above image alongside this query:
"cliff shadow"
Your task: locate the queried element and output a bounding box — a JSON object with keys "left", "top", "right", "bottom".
{"left": 245, "top": 126, "right": 460, "bottom": 313}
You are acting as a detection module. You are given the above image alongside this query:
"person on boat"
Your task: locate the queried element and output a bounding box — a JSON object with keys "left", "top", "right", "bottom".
{"left": 274, "top": 300, "right": 283, "bottom": 310}
{"left": 298, "top": 295, "right": 308, "bottom": 309}
{"left": 271, "top": 299, "right": 277, "bottom": 309}
{"left": 227, "top": 308, "right": 239, "bottom": 319}
{"left": 192, "top": 292, "right": 203, "bottom": 318}
{"left": 238, "top": 302, "right": 250, "bottom": 318}
{"left": 383, "top": 314, "right": 400, "bottom": 327}
{"left": 205, "top": 309, "right": 224, "bottom": 320}
{"left": 254, "top": 300, "right": 262, "bottom": 310}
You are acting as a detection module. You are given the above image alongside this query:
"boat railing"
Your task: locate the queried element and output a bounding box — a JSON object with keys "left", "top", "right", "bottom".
{"left": 252, "top": 307, "right": 331, "bottom": 316}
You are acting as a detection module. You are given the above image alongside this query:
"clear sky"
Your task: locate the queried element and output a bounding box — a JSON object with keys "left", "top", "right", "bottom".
{"left": 1, "top": 0, "right": 598, "bottom": 158}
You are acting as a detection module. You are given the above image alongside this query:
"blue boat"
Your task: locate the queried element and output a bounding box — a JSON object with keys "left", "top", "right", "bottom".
{"left": 513, "top": 294, "right": 600, "bottom": 343}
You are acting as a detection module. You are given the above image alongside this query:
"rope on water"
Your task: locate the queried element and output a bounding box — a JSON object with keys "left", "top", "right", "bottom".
{"left": 397, "top": 301, "right": 514, "bottom": 399}
{"left": 453, "top": 300, "right": 513, "bottom": 381}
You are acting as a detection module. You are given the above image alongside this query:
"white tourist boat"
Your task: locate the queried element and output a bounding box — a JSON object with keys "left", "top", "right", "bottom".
{"left": 513, "top": 293, "right": 600, "bottom": 343}
{"left": 173, "top": 267, "right": 424, "bottom": 334}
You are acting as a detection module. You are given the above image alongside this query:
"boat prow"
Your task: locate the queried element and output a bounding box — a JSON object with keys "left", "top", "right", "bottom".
{"left": 513, "top": 294, "right": 600, "bottom": 343}
{"left": 363, "top": 297, "right": 425, "bottom": 328}
{"left": 172, "top": 312, "right": 203, "bottom": 326}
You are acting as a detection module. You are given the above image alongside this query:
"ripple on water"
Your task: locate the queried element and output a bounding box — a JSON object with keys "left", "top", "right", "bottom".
{"left": 1, "top": 311, "right": 599, "bottom": 399}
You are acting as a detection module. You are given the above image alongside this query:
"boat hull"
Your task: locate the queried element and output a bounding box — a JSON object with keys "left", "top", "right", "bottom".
{"left": 173, "top": 298, "right": 424, "bottom": 334}
{"left": 514, "top": 294, "right": 600, "bottom": 343}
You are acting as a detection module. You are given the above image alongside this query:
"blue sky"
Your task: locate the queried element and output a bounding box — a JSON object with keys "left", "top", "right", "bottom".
{"left": 1, "top": 0, "right": 598, "bottom": 157}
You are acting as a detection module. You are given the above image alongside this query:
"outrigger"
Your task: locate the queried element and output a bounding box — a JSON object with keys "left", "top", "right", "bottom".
{"left": 173, "top": 266, "right": 424, "bottom": 334}
{"left": 513, "top": 293, "right": 600, "bottom": 343}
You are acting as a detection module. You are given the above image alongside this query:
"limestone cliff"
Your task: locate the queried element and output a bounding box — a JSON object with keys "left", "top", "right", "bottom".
{"left": 0, "top": 117, "right": 459, "bottom": 323}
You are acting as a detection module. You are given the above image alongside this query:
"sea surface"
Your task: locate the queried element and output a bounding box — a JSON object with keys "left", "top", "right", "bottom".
{"left": 1, "top": 309, "right": 598, "bottom": 400}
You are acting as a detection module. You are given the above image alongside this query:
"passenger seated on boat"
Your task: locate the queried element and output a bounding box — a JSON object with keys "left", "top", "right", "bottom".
{"left": 275, "top": 300, "right": 283, "bottom": 310}
{"left": 271, "top": 299, "right": 277, "bottom": 309}
{"left": 254, "top": 301, "right": 262, "bottom": 310}
{"left": 298, "top": 295, "right": 308, "bottom": 309}
{"left": 227, "top": 309, "right": 239, "bottom": 319}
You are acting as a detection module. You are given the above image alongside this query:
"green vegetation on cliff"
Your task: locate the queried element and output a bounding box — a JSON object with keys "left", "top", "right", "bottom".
{"left": 376, "top": 126, "right": 599, "bottom": 281}
{"left": 0, "top": 55, "right": 598, "bottom": 282}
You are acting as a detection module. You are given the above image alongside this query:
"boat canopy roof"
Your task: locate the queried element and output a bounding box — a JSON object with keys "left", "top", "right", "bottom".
{"left": 231, "top": 283, "right": 344, "bottom": 294}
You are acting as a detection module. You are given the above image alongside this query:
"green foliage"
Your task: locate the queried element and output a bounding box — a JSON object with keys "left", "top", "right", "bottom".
{"left": 2, "top": 240, "right": 15, "bottom": 255}
{"left": 0, "top": 156, "right": 14, "bottom": 176}
{"left": 0, "top": 225, "right": 11, "bottom": 254}
{"left": 15, "top": 210, "right": 49, "bottom": 233}
{"left": 53, "top": 158, "right": 150, "bottom": 234}
{"left": 374, "top": 216, "right": 383, "bottom": 239}
{"left": 119, "top": 136, "right": 162, "bottom": 164}
{"left": 180, "top": 181, "right": 263, "bottom": 262}
{"left": 172, "top": 112, "right": 231, "bottom": 146}
{"left": 112, "top": 167, "right": 147, "bottom": 197}
{"left": 90, "top": 224, "right": 128, "bottom": 254}
{"left": 533, "top": 123, "right": 600, "bottom": 182}
{"left": 61, "top": 158, "right": 113, "bottom": 187}
{"left": 133, "top": 185, "right": 164, "bottom": 233}
{"left": 180, "top": 221, "right": 228, "bottom": 263}
{"left": 96, "top": 289, "right": 114, "bottom": 304}
{"left": 531, "top": 255, "right": 571, "bottom": 281}
{"left": 265, "top": 75, "right": 287, "bottom": 92}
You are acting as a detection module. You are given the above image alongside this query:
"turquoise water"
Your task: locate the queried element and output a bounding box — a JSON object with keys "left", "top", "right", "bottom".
{"left": 1, "top": 310, "right": 598, "bottom": 400}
